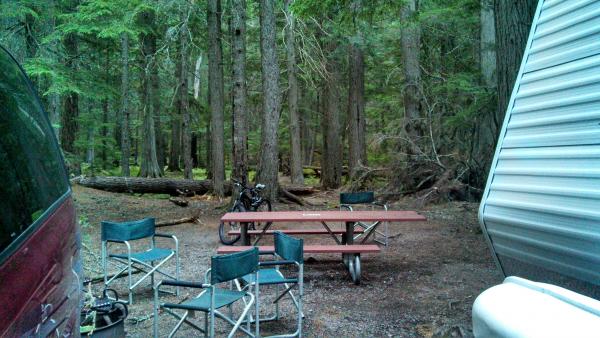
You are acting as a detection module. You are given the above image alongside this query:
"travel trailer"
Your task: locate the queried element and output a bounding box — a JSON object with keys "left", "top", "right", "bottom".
{"left": 475, "top": 0, "right": 600, "bottom": 335}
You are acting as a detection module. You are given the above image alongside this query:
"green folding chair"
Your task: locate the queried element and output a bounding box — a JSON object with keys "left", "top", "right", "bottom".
{"left": 339, "top": 191, "right": 389, "bottom": 245}
{"left": 101, "top": 218, "right": 179, "bottom": 304}
{"left": 238, "top": 231, "right": 304, "bottom": 338}
{"left": 154, "top": 247, "right": 259, "bottom": 338}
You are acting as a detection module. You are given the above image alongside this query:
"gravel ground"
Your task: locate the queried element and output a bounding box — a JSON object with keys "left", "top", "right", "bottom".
{"left": 74, "top": 185, "right": 501, "bottom": 337}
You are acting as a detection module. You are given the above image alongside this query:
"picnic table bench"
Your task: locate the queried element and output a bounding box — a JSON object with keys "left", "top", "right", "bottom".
{"left": 218, "top": 210, "right": 426, "bottom": 284}
{"left": 227, "top": 228, "right": 365, "bottom": 236}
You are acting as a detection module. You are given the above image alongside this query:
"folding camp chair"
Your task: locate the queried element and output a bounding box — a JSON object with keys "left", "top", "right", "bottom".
{"left": 238, "top": 231, "right": 304, "bottom": 338}
{"left": 154, "top": 247, "right": 259, "bottom": 338}
{"left": 101, "top": 218, "right": 179, "bottom": 304}
{"left": 340, "top": 191, "right": 389, "bottom": 245}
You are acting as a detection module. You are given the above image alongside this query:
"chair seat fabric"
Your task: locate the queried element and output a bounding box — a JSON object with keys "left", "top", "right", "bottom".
{"left": 163, "top": 288, "right": 247, "bottom": 311}
{"left": 111, "top": 247, "right": 173, "bottom": 262}
{"left": 242, "top": 268, "right": 286, "bottom": 285}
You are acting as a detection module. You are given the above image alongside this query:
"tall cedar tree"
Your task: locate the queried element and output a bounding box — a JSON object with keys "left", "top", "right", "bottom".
{"left": 119, "top": 32, "right": 131, "bottom": 176}
{"left": 257, "top": 0, "right": 282, "bottom": 200}
{"left": 208, "top": 0, "right": 225, "bottom": 196}
{"left": 181, "top": 5, "right": 193, "bottom": 179}
{"left": 284, "top": 0, "right": 304, "bottom": 185}
{"left": 139, "top": 8, "right": 162, "bottom": 178}
{"left": 231, "top": 0, "right": 248, "bottom": 187}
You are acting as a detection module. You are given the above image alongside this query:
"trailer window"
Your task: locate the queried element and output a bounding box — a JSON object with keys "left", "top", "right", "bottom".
{"left": 0, "top": 48, "right": 69, "bottom": 255}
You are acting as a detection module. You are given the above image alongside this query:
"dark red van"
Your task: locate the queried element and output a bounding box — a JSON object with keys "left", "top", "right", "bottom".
{"left": 0, "top": 46, "right": 81, "bottom": 336}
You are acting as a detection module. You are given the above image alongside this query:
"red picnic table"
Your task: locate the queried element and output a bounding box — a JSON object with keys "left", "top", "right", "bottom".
{"left": 219, "top": 210, "right": 427, "bottom": 284}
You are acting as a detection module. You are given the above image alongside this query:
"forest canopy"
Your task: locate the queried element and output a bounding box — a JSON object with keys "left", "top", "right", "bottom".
{"left": 0, "top": 0, "right": 536, "bottom": 202}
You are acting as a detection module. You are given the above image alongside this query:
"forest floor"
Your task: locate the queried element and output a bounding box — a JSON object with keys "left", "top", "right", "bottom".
{"left": 74, "top": 184, "right": 501, "bottom": 338}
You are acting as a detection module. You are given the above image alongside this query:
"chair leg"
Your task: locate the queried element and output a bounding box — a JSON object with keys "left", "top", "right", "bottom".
{"left": 204, "top": 312, "right": 208, "bottom": 338}
{"left": 298, "top": 265, "right": 304, "bottom": 338}
{"left": 255, "top": 282, "right": 260, "bottom": 338}
{"left": 175, "top": 246, "right": 180, "bottom": 296}
{"left": 168, "top": 311, "right": 189, "bottom": 338}
{"left": 102, "top": 242, "right": 107, "bottom": 286}
{"left": 150, "top": 261, "right": 155, "bottom": 287}
{"left": 153, "top": 285, "right": 159, "bottom": 338}
{"left": 128, "top": 256, "right": 133, "bottom": 305}
{"left": 275, "top": 283, "right": 280, "bottom": 320}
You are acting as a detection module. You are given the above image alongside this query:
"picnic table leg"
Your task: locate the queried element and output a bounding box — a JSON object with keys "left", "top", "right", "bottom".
{"left": 344, "top": 221, "right": 355, "bottom": 275}
{"left": 241, "top": 222, "right": 250, "bottom": 245}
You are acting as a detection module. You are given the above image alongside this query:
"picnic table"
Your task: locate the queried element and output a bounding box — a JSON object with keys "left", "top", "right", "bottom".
{"left": 219, "top": 210, "right": 426, "bottom": 284}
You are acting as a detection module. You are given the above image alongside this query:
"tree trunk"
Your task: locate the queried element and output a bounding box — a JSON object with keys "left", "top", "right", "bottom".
{"left": 256, "top": 0, "right": 282, "bottom": 201}
{"left": 153, "top": 49, "right": 165, "bottom": 170}
{"left": 78, "top": 176, "right": 224, "bottom": 195}
{"left": 400, "top": 0, "right": 421, "bottom": 138}
{"left": 76, "top": 176, "right": 313, "bottom": 196}
{"left": 168, "top": 45, "right": 183, "bottom": 172}
{"left": 480, "top": 0, "right": 496, "bottom": 89}
{"left": 494, "top": 0, "right": 536, "bottom": 123}
{"left": 119, "top": 32, "right": 130, "bottom": 176}
{"left": 208, "top": 0, "right": 225, "bottom": 196}
{"left": 321, "top": 47, "right": 342, "bottom": 189}
{"left": 101, "top": 47, "right": 109, "bottom": 167}
{"left": 60, "top": 32, "right": 78, "bottom": 154}
{"left": 181, "top": 7, "right": 193, "bottom": 179}
{"left": 231, "top": 0, "right": 248, "bottom": 186}
{"left": 191, "top": 132, "right": 199, "bottom": 167}
{"left": 139, "top": 9, "right": 162, "bottom": 178}
{"left": 284, "top": 0, "right": 304, "bottom": 185}
{"left": 347, "top": 43, "right": 367, "bottom": 179}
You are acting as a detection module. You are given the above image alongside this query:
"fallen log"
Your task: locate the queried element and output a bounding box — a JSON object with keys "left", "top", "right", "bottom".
{"left": 77, "top": 176, "right": 231, "bottom": 195}
{"left": 169, "top": 197, "right": 189, "bottom": 207}
{"left": 77, "top": 176, "right": 317, "bottom": 197}
{"left": 280, "top": 185, "right": 317, "bottom": 196}
{"left": 278, "top": 188, "right": 314, "bottom": 206}
{"left": 155, "top": 217, "right": 199, "bottom": 227}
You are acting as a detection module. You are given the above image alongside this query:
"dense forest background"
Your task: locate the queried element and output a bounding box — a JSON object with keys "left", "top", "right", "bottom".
{"left": 0, "top": 0, "right": 537, "bottom": 202}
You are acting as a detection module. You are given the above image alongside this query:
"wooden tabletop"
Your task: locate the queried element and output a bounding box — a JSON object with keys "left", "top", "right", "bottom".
{"left": 220, "top": 210, "right": 426, "bottom": 223}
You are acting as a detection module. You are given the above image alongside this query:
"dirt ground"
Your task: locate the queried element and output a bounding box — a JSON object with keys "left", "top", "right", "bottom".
{"left": 74, "top": 184, "right": 501, "bottom": 337}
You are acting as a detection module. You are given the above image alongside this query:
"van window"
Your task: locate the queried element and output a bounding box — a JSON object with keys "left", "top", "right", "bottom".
{"left": 0, "top": 48, "right": 69, "bottom": 255}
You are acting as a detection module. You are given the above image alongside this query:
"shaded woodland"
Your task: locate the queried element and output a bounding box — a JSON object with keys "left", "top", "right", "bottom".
{"left": 0, "top": 0, "right": 537, "bottom": 202}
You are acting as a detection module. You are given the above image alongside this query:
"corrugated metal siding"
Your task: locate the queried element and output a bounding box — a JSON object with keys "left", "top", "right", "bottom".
{"left": 479, "top": 0, "right": 600, "bottom": 288}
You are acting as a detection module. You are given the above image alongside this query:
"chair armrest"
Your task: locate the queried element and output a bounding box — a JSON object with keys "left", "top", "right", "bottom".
{"left": 154, "top": 233, "right": 176, "bottom": 239}
{"left": 153, "top": 233, "right": 178, "bottom": 251}
{"left": 161, "top": 280, "right": 207, "bottom": 288}
{"left": 204, "top": 268, "right": 212, "bottom": 284}
{"left": 340, "top": 204, "right": 353, "bottom": 211}
{"left": 259, "top": 260, "right": 298, "bottom": 267}
{"left": 105, "top": 239, "right": 127, "bottom": 244}
{"left": 372, "top": 202, "right": 387, "bottom": 210}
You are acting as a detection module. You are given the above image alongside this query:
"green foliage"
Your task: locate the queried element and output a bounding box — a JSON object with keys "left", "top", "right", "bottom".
{"left": 2, "top": 0, "right": 495, "bottom": 192}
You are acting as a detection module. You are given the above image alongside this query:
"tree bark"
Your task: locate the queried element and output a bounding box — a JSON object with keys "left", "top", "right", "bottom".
{"left": 119, "top": 32, "right": 130, "bottom": 176}
{"left": 153, "top": 50, "right": 165, "bottom": 170}
{"left": 321, "top": 46, "right": 342, "bottom": 189}
{"left": 256, "top": 0, "right": 282, "bottom": 201}
{"left": 60, "top": 32, "right": 78, "bottom": 154}
{"left": 231, "top": 0, "right": 248, "bottom": 186}
{"left": 181, "top": 7, "right": 193, "bottom": 179}
{"left": 480, "top": 0, "right": 496, "bottom": 89}
{"left": 101, "top": 47, "right": 109, "bottom": 167}
{"left": 78, "top": 176, "right": 223, "bottom": 195}
{"left": 400, "top": 0, "right": 421, "bottom": 138}
{"left": 284, "top": 0, "right": 304, "bottom": 185}
{"left": 139, "top": 9, "right": 162, "bottom": 178}
{"left": 347, "top": 43, "right": 367, "bottom": 179}
{"left": 168, "top": 44, "right": 183, "bottom": 172}
{"left": 494, "top": 0, "right": 536, "bottom": 123}
{"left": 208, "top": 0, "right": 225, "bottom": 196}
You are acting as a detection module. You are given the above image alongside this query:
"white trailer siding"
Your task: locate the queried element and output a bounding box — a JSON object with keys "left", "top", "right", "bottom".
{"left": 479, "top": 0, "right": 600, "bottom": 296}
